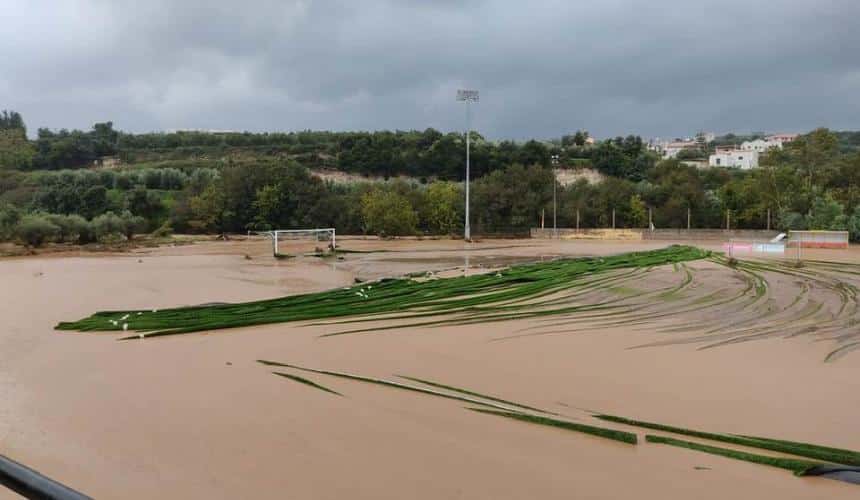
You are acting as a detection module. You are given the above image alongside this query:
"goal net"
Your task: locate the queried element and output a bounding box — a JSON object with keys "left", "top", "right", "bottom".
{"left": 723, "top": 238, "right": 785, "bottom": 256}
{"left": 260, "top": 228, "right": 336, "bottom": 257}
{"left": 788, "top": 230, "right": 849, "bottom": 249}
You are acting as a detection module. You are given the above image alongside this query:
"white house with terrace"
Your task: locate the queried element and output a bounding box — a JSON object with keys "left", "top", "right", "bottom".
{"left": 709, "top": 147, "right": 759, "bottom": 169}
{"left": 740, "top": 133, "right": 799, "bottom": 153}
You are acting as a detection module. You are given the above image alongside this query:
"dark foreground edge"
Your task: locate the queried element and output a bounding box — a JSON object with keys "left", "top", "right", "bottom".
{"left": 0, "top": 454, "right": 91, "bottom": 500}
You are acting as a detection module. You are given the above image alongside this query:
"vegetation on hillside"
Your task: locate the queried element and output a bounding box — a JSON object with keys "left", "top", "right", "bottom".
{"left": 2, "top": 109, "right": 860, "bottom": 244}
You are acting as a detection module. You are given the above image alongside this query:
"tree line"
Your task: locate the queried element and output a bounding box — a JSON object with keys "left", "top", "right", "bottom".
{"left": 2, "top": 108, "right": 860, "bottom": 246}
{"left": 0, "top": 111, "right": 660, "bottom": 182}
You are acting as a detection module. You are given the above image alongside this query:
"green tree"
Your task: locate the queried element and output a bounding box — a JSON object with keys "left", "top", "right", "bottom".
{"left": 629, "top": 194, "right": 647, "bottom": 227}
{"left": 125, "top": 186, "right": 166, "bottom": 228}
{"left": 249, "top": 164, "right": 329, "bottom": 230}
{"left": 0, "top": 110, "right": 26, "bottom": 133}
{"left": 423, "top": 181, "right": 462, "bottom": 234}
{"left": 16, "top": 214, "right": 59, "bottom": 247}
{"left": 808, "top": 195, "right": 846, "bottom": 230}
{"left": 472, "top": 164, "right": 553, "bottom": 232}
{"left": 0, "top": 129, "right": 35, "bottom": 170}
{"left": 190, "top": 184, "right": 231, "bottom": 234}
{"left": 846, "top": 207, "right": 860, "bottom": 242}
{"left": 45, "top": 214, "right": 91, "bottom": 243}
{"left": 360, "top": 188, "right": 417, "bottom": 236}
{"left": 0, "top": 203, "right": 21, "bottom": 240}
{"left": 91, "top": 211, "right": 126, "bottom": 241}
{"left": 778, "top": 212, "right": 807, "bottom": 231}
{"left": 119, "top": 210, "right": 147, "bottom": 240}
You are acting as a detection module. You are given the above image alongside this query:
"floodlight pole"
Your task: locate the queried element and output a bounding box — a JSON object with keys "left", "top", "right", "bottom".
{"left": 466, "top": 100, "right": 471, "bottom": 241}
{"left": 458, "top": 90, "right": 479, "bottom": 241}
{"left": 551, "top": 155, "right": 559, "bottom": 238}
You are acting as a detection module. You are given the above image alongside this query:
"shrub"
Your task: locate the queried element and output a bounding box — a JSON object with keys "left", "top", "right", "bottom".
{"left": 45, "top": 213, "right": 91, "bottom": 243}
{"left": 151, "top": 220, "right": 173, "bottom": 238}
{"left": 0, "top": 204, "right": 21, "bottom": 240}
{"left": 91, "top": 211, "right": 125, "bottom": 241}
{"left": 16, "top": 214, "right": 60, "bottom": 247}
{"left": 119, "top": 210, "right": 147, "bottom": 240}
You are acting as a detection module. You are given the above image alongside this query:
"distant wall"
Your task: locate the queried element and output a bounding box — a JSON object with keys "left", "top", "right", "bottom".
{"left": 643, "top": 229, "right": 779, "bottom": 241}
{"left": 531, "top": 228, "right": 780, "bottom": 241}
{"left": 530, "top": 228, "right": 642, "bottom": 240}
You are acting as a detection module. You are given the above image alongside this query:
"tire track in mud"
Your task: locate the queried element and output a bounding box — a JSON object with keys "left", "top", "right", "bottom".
{"left": 494, "top": 256, "right": 860, "bottom": 362}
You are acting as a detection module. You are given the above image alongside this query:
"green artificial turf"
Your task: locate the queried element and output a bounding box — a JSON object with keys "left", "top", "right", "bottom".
{"left": 258, "top": 360, "right": 536, "bottom": 412}
{"left": 272, "top": 371, "right": 342, "bottom": 396}
{"left": 645, "top": 435, "right": 826, "bottom": 476}
{"left": 597, "top": 414, "right": 860, "bottom": 466}
{"left": 397, "top": 375, "right": 549, "bottom": 414}
{"left": 471, "top": 409, "right": 638, "bottom": 444}
{"left": 56, "top": 245, "right": 710, "bottom": 339}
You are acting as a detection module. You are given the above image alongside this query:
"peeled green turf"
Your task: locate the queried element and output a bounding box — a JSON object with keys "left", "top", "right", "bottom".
{"left": 397, "top": 375, "right": 549, "bottom": 414}
{"left": 471, "top": 409, "right": 638, "bottom": 444}
{"left": 646, "top": 435, "right": 826, "bottom": 476}
{"left": 597, "top": 414, "right": 860, "bottom": 466}
{"left": 258, "top": 360, "right": 535, "bottom": 413}
{"left": 56, "top": 245, "right": 710, "bottom": 339}
{"left": 272, "top": 372, "right": 342, "bottom": 396}
{"left": 260, "top": 360, "right": 633, "bottom": 444}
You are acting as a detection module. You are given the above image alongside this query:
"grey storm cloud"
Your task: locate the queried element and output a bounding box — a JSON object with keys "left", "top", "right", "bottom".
{"left": 1, "top": 0, "right": 859, "bottom": 139}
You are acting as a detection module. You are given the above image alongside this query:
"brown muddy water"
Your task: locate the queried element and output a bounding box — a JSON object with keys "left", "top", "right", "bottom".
{"left": 0, "top": 237, "right": 859, "bottom": 499}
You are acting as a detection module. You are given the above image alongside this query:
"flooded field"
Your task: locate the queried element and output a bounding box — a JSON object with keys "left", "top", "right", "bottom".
{"left": 1, "top": 237, "right": 859, "bottom": 499}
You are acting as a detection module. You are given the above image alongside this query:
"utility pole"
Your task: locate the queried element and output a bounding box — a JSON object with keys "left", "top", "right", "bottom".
{"left": 612, "top": 208, "right": 616, "bottom": 229}
{"left": 457, "top": 90, "right": 479, "bottom": 241}
{"left": 576, "top": 209, "right": 580, "bottom": 231}
{"left": 687, "top": 207, "right": 691, "bottom": 230}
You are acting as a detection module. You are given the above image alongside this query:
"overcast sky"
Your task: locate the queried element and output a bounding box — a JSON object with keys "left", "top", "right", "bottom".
{"left": 2, "top": 0, "right": 859, "bottom": 140}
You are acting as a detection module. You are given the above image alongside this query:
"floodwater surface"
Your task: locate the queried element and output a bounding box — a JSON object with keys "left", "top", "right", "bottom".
{"left": 1, "top": 238, "right": 858, "bottom": 499}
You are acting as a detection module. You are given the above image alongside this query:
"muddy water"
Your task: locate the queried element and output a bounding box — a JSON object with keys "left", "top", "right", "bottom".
{"left": 0, "top": 238, "right": 858, "bottom": 499}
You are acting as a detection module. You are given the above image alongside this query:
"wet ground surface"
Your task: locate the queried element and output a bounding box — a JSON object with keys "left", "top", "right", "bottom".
{"left": 1, "top": 237, "right": 859, "bottom": 499}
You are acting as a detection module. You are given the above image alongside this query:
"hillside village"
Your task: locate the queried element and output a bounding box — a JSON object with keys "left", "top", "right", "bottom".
{"left": 647, "top": 132, "right": 800, "bottom": 169}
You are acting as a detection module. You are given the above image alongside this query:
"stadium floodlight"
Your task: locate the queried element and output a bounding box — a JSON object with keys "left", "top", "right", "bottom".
{"left": 457, "top": 89, "right": 479, "bottom": 241}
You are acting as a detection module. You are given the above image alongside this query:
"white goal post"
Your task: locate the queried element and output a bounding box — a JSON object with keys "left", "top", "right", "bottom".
{"left": 256, "top": 228, "right": 336, "bottom": 257}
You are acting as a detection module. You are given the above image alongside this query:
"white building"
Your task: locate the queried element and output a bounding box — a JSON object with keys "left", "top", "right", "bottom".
{"left": 663, "top": 141, "right": 698, "bottom": 159}
{"left": 740, "top": 139, "right": 778, "bottom": 153}
{"left": 709, "top": 149, "right": 759, "bottom": 169}
{"left": 766, "top": 133, "right": 799, "bottom": 144}
{"left": 740, "top": 135, "right": 798, "bottom": 153}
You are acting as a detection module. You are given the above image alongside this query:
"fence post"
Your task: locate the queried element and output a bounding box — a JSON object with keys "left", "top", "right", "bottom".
{"left": 648, "top": 208, "right": 653, "bottom": 231}
{"left": 687, "top": 207, "right": 691, "bottom": 230}
{"left": 796, "top": 232, "right": 802, "bottom": 264}
{"left": 612, "top": 208, "right": 616, "bottom": 229}
{"left": 576, "top": 209, "right": 580, "bottom": 232}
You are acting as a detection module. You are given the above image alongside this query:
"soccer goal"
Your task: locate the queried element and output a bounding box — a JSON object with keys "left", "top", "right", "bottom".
{"left": 723, "top": 238, "right": 785, "bottom": 256}
{"left": 788, "top": 230, "right": 849, "bottom": 249}
{"left": 258, "top": 228, "right": 336, "bottom": 257}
